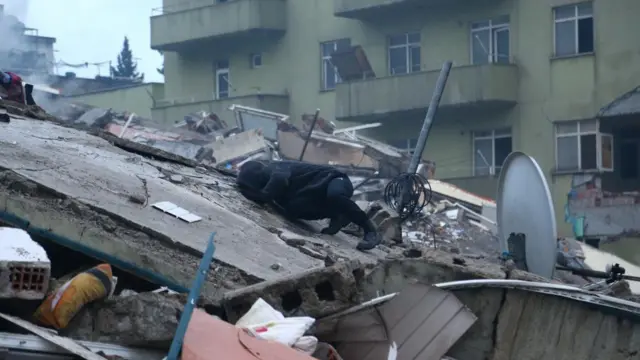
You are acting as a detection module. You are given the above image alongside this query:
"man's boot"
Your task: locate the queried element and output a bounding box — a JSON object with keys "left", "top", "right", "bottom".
{"left": 357, "top": 232, "right": 381, "bottom": 251}
{"left": 356, "top": 219, "right": 381, "bottom": 251}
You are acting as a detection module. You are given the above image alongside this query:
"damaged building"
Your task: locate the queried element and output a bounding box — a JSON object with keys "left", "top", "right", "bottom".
{"left": 0, "top": 4, "right": 56, "bottom": 76}
{"left": 149, "top": 0, "right": 640, "bottom": 241}
{"left": 1, "top": 95, "right": 640, "bottom": 359}
{"left": 564, "top": 86, "right": 640, "bottom": 243}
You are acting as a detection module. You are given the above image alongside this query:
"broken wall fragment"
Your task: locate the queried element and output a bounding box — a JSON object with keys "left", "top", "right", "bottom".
{"left": 0, "top": 227, "right": 50, "bottom": 300}
{"left": 223, "top": 260, "right": 365, "bottom": 323}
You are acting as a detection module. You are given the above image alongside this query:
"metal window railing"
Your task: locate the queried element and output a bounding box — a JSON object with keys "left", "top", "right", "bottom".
{"left": 151, "top": 0, "right": 229, "bottom": 16}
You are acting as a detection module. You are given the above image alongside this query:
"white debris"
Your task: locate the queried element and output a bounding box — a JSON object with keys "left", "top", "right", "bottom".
{"left": 0, "top": 227, "right": 49, "bottom": 262}
{"left": 445, "top": 209, "right": 459, "bottom": 220}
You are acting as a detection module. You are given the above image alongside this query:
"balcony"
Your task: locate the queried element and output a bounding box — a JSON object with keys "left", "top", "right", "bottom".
{"left": 151, "top": 94, "right": 289, "bottom": 125}
{"left": 335, "top": 64, "right": 518, "bottom": 122}
{"left": 334, "top": 0, "right": 495, "bottom": 20}
{"left": 150, "top": 0, "right": 287, "bottom": 53}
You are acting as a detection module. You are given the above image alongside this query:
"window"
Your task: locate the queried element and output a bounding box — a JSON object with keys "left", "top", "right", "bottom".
{"left": 555, "top": 119, "right": 613, "bottom": 171}
{"left": 215, "top": 59, "right": 229, "bottom": 99}
{"left": 473, "top": 129, "right": 512, "bottom": 176}
{"left": 554, "top": 2, "right": 594, "bottom": 56}
{"left": 471, "top": 16, "right": 510, "bottom": 64}
{"left": 388, "top": 32, "right": 421, "bottom": 75}
{"left": 321, "top": 38, "right": 351, "bottom": 90}
{"left": 388, "top": 138, "right": 418, "bottom": 154}
{"left": 250, "top": 53, "right": 262, "bottom": 68}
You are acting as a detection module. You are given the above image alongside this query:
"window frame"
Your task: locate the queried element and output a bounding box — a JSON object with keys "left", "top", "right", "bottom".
{"left": 215, "top": 60, "right": 230, "bottom": 99}
{"left": 597, "top": 133, "right": 614, "bottom": 171}
{"left": 472, "top": 129, "right": 512, "bottom": 176}
{"left": 250, "top": 53, "right": 262, "bottom": 69}
{"left": 553, "top": 2, "right": 594, "bottom": 57}
{"left": 320, "top": 39, "right": 350, "bottom": 91}
{"left": 387, "top": 32, "right": 421, "bottom": 75}
{"left": 470, "top": 17, "right": 510, "bottom": 65}
{"left": 554, "top": 119, "right": 613, "bottom": 172}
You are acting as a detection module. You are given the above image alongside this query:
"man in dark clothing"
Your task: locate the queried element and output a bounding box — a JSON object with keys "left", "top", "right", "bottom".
{"left": 236, "top": 160, "right": 381, "bottom": 250}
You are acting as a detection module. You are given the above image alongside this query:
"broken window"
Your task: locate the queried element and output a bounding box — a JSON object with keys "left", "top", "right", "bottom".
{"left": 473, "top": 129, "right": 512, "bottom": 176}
{"left": 250, "top": 53, "right": 262, "bottom": 68}
{"left": 471, "top": 16, "right": 510, "bottom": 64}
{"left": 388, "top": 138, "right": 418, "bottom": 154}
{"left": 215, "top": 59, "right": 230, "bottom": 99}
{"left": 555, "top": 119, "right": 613, "bottom": 172}
{"left": 216, "top": 60, "right": 230, "bottom": 99}
{"left": 554, "top": 2, "right": 594, "bottom": 56}
{"left": 321, "top": 38, "right": 351, "bottom": 90}
{"left": 599, "top": 133, "right": 613, "bottom": 171}
{"left": 388, "top": 32, "right": 421, "bottom": 75}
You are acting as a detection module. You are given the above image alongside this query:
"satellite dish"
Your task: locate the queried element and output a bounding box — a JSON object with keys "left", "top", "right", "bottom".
{"left": 497, "top": 152, "right": 557, "bottom": 279}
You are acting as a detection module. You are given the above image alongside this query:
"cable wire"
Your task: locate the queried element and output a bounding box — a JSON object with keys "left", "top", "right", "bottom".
{"left": 383, "top": 172, "right": 432, "bottom": 222}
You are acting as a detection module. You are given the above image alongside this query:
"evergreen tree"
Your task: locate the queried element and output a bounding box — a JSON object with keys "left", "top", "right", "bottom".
{"left": 157, "top": 51, "right": 164, "bottom": 76}
{"left": 110, "top": 36, "right": 144, "bottom": 80}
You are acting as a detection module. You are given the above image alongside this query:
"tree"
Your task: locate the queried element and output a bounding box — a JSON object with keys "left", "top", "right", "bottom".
{"left": 157, "top": 51, "right": 164, "bottom": 76}
{"left": 110, "top": 36, "right": 143, "bottom": 80}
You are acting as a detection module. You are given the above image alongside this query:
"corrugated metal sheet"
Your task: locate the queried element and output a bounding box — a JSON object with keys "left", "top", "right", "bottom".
{"left": 317, "top": 285, "right": 476, "bottom": 360}
{"left": 0, "top": 313, "right": 106, "bottom": 360}
{"left": 599, "top": 86, "right": 640, "bottom": 117}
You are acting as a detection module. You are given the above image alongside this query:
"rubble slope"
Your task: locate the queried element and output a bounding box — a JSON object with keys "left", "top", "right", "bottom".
{"left": 0, "top": 116, "right": 385, "bottom": 301}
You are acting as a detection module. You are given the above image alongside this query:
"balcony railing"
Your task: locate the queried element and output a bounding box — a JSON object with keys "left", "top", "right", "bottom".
{"left": 335, "top": 64, "right": 519, "bottom": 122}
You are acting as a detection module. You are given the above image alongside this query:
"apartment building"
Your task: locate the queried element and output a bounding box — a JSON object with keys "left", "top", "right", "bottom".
{"left": 150, "top": 0, "right": 640, "bottom": 237}
{"left": 0, "top": 4, "right": 56, "bottom": 75}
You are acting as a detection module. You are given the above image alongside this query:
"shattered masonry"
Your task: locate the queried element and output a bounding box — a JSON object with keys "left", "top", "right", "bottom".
{"left": 1, "top": 100, "right": 640, "bottom": 359}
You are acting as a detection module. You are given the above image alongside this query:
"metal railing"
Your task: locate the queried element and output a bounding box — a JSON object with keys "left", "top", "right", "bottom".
{"left": 151, "top": 0, "right": 230, "bottom": 16}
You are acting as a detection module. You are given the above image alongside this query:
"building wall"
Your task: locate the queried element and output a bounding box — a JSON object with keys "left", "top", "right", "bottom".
{"left": 155, "top": 0, "right": 640, "bottom": 236}
{"left": 67, "top": 83, "right": 164, "bottom": 120}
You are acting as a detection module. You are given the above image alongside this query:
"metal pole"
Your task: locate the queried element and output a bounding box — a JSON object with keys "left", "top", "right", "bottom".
{"left": 166, "top": 232, "right": 216, "bottom": 360}
{"left": 407, "top": 61, "right": 453, "bottom": 173}
{"left": 396, "top": 61, "right": 453, "bottom": 218}
{"left": 298, "top": 109, "right": 321, "bottom": 161}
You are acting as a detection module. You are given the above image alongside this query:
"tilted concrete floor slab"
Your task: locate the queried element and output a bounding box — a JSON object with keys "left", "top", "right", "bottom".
{"left": 0, "top": 117, "right": 385, "bottom": 300}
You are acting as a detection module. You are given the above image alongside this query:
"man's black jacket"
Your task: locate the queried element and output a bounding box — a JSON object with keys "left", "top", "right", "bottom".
{"left": 236, "top": 160, "right": 347, "bottom": 206}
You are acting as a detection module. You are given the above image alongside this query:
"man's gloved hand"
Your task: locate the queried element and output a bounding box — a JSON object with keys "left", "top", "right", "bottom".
{"left": 356, "top": 231, "right": 381, "bottom": 251}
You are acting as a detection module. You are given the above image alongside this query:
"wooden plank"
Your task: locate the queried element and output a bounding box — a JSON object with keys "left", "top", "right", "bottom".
{"left": 397, "top": 292, "right": 476, "bottom": 360}
{"left": 388, "top": 286, "right": 449, "bottom": 347}
{"left": 0, "top": 312, "right": 106, "bottom": 360}
{"left": 378, "top": 284, "right": 429, "bottom": 328}
{"left": 416, "top": 308, "right": 477, "bottom": 359}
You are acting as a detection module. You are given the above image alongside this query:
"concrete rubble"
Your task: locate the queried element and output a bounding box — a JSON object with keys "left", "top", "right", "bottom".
{"left": 0, "top": 99, "right": 639, "bottom": 359}
{"left": 62, "top": 291, "right": 185, "bottom": 347}
{"left": 360, "top": 252, "right": 640, "bottom": 360}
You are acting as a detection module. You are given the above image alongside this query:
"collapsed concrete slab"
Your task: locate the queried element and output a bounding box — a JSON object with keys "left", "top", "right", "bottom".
{"left": 0, "top": 115, "right": 385, "bottom": 301}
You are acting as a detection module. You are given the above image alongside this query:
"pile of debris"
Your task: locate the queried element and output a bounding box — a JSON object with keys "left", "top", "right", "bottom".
{"left": 18, "top": 97, "right": 435, "bottom": 185}
{"left": 1, "top": 98, "right": 639, "bottom": 359}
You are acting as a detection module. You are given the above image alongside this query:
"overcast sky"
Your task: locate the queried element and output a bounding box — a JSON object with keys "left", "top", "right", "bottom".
{"left": 2, "top": 0, "right": 163, "bottom": 82}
